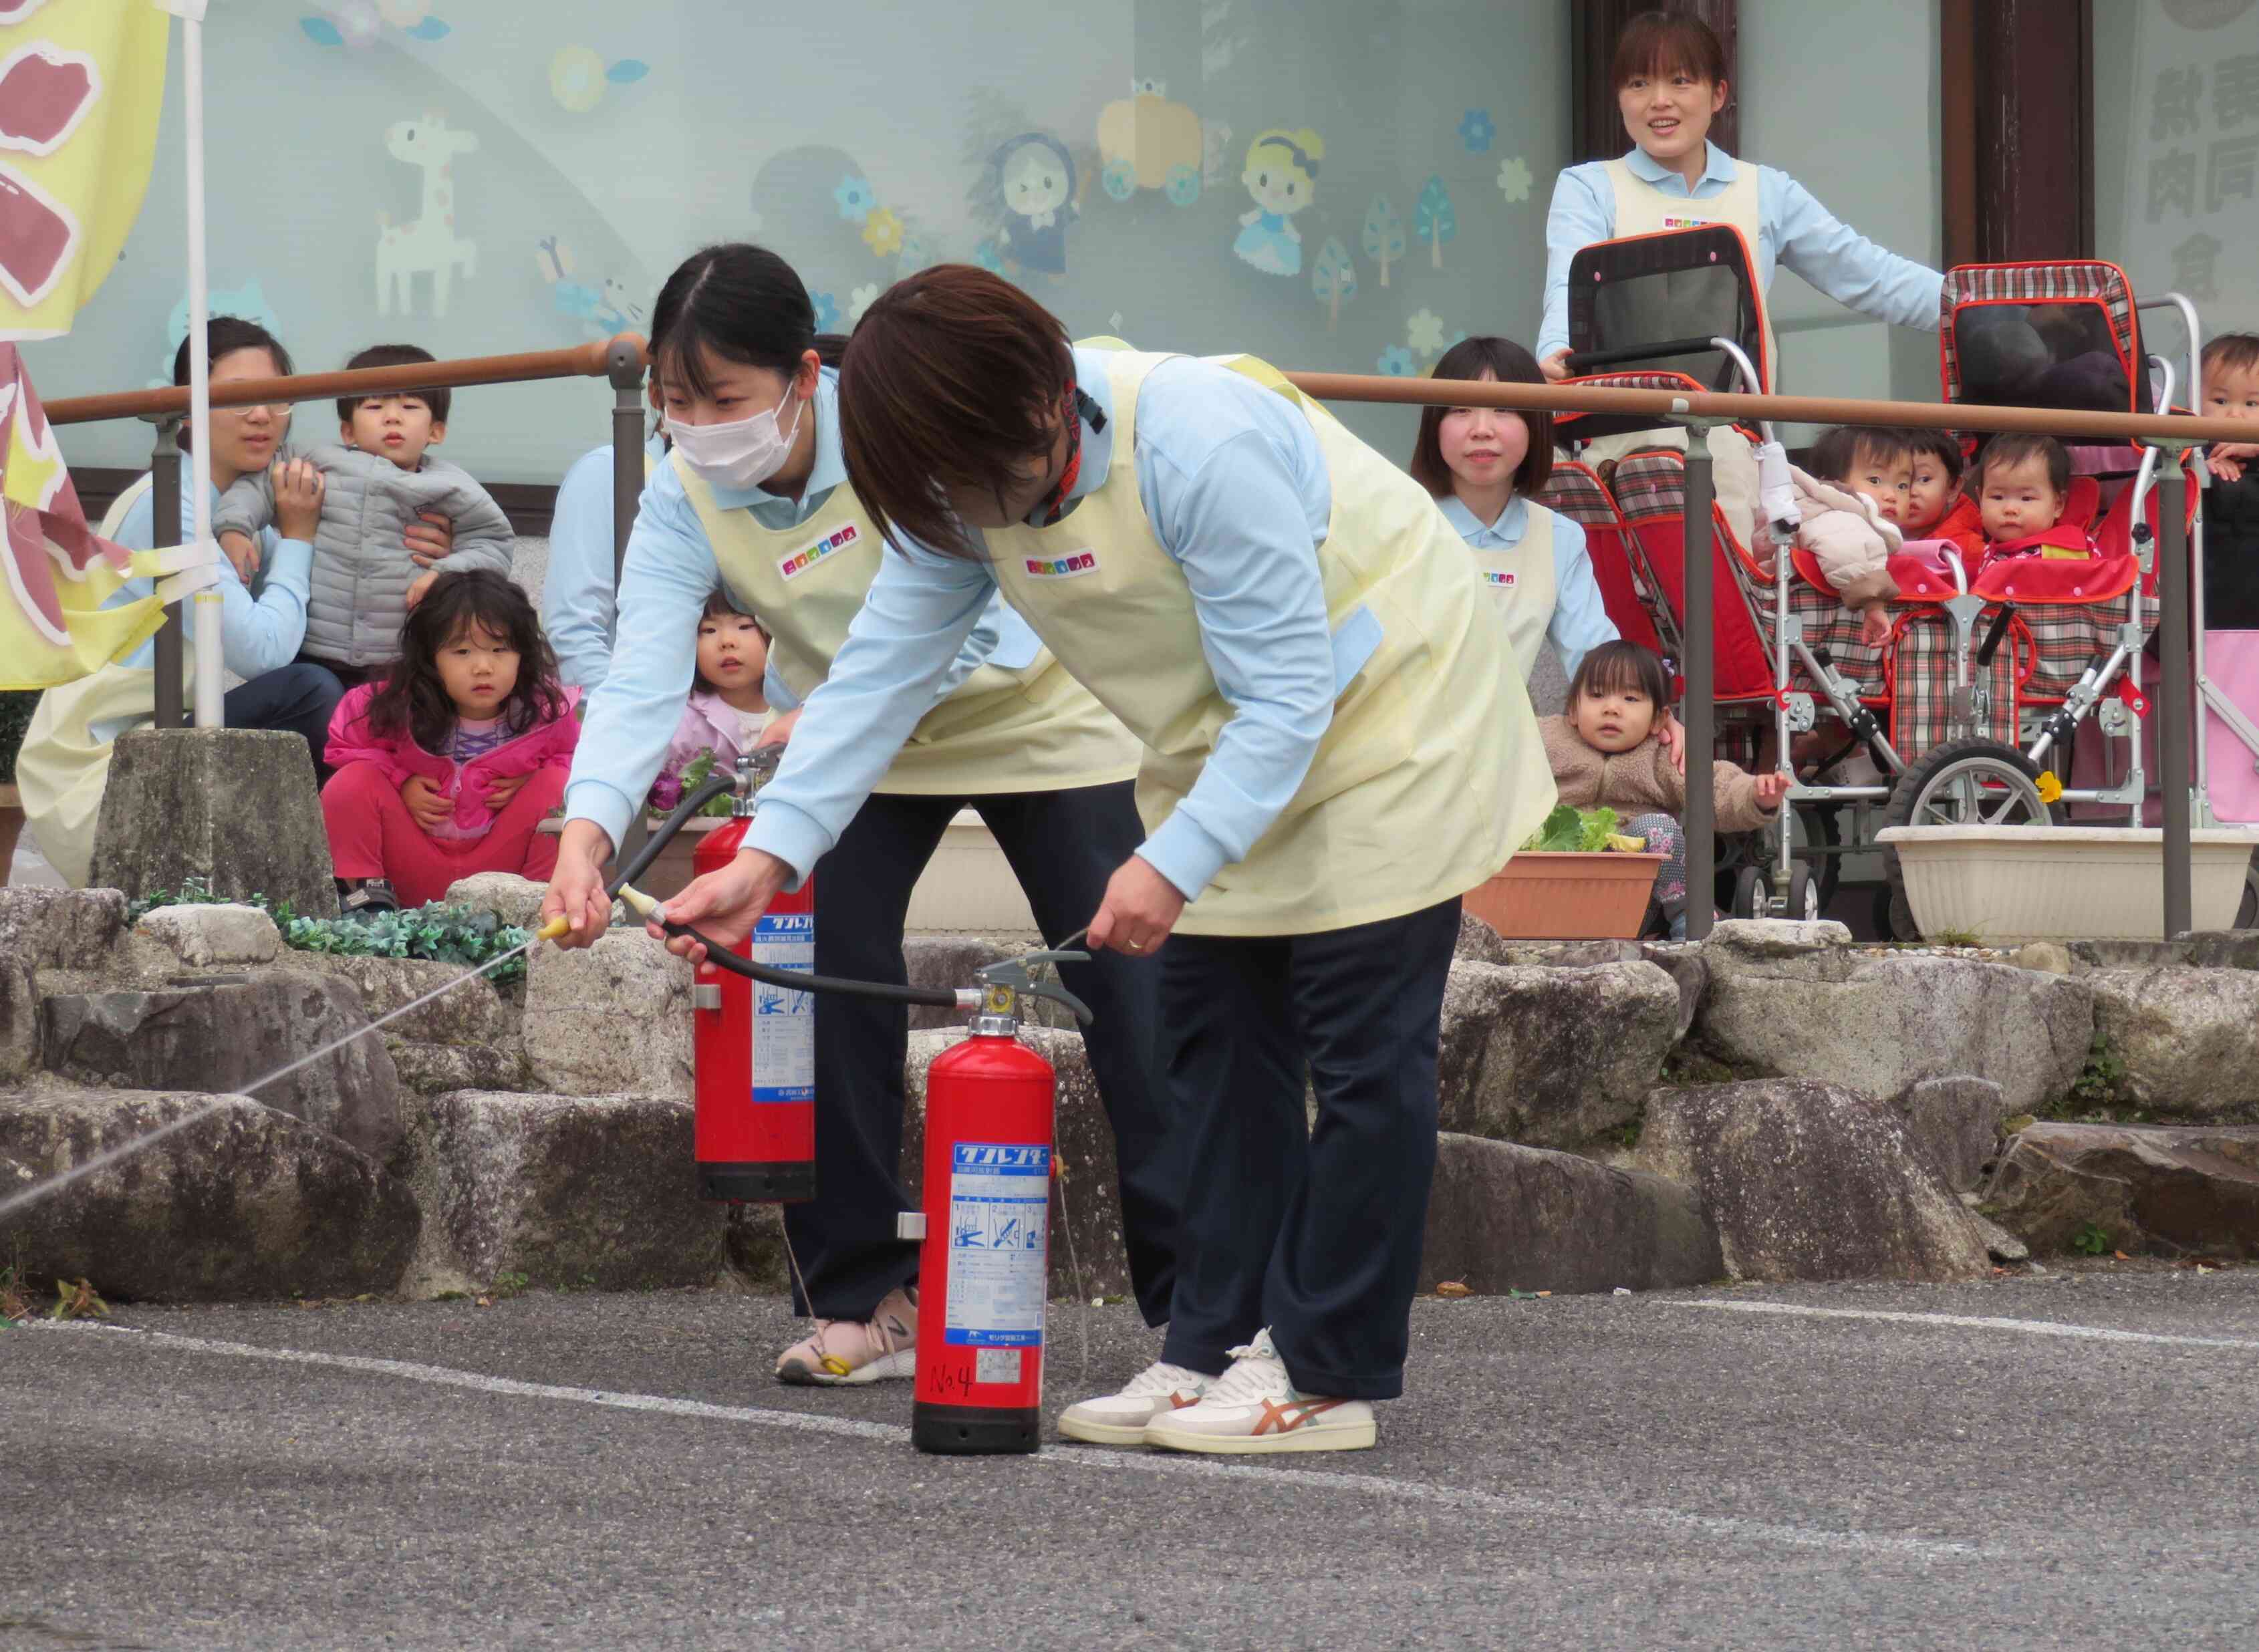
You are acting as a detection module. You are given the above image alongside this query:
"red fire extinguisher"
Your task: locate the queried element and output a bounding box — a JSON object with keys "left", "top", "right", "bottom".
{"left": 904, "top": 956, "right": 1091, "bottom": 1456}
{"left": 691, "top": 805, "right": 817, "bottom": 1203}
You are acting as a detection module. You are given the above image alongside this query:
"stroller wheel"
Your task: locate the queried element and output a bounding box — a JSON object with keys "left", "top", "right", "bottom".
{"left": 1730, "top": 865, "right": 1769, "bottom": 920}
{"left": 1881, "top": 738, "right": 2054, "bottom": 941}
{"left": 2238, "top": 849, "right": 2258, "bottom": 932}
{"left": 1786, "top": 865, "right": 1823, "bottom": 924}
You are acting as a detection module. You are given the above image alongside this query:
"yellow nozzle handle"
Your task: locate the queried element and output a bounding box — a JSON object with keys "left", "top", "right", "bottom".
{"left": 535, "top": 916, "right": 571, "bottom": 943}
{"left": 616, "top": 884, "right": 660, "bottom": 918}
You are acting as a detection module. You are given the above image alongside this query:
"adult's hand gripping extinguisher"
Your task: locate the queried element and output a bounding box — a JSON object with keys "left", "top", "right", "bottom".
{"left": 898, "top": 954, "right": 1092, "bottom": 1457}
{"left": 603, "top": 751, "right": 975, "bottom": 1207}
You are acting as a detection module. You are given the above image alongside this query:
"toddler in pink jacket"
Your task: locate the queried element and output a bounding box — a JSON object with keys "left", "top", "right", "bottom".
{"left": 647, "top": 587, "right": 777, "bottom": 815}
{"left": 321, "top": 569, "right": 580, "bottom": 912}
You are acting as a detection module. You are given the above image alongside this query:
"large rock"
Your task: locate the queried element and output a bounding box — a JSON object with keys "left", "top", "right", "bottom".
{"left": 1694, "top": 922, "right": 2092, "bottom": 1114}
{"left": 1418, "top": 1131, "right": 1722, "bottom": 1294}
{"left": 523, "top": 930, "right": 693, "bottom": 1098}
{"left": 91, "top": 727, "right": 338, "bottom": 918}
{"left": 1983, "top": 1121, "right": 2259, "bottom": 1257}
{"left": 0, "top": 887, "right": 128, "bottom": 971}
{"left": 389, "top": 1090, "right": 724, "bottom": 1296}
{"left": 903, "top": 1026, "right": 1136, "bottom": 1301}
{"left": 1897, "top": 1075, "right": 2012, "bottom": 1192}
{"left": 286, "top": 954, "right": 528, "bottom": 1095}
{"left": 37, "top": 975, "right": 402, "bottom": 1159}
{"left": 1436, "top": 961, "right": 1682, "bottom": 1149}
{"left": 2071, "top": 933, "right": 2259, "bottom": 973}
{"left": 0, "top": 1083, "right": 418, "bottom": 1301}
{"left": 1640, "top": 1080, "right": 1992, "bottom": 1282}
{"left": 133, "top": 903, "right": 280, "bottom": 968}
{"left": 442, "top": 872, "right": 549, "bottom": 930}
{"left": 0, "top": 962, "right": 34, "bottom": 1084}
{"left": 2087, "top": 969, "right": 2259, "bottom": 1118}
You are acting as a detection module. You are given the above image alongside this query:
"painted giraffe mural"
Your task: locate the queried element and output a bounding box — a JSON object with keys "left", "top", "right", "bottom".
{"left": 376, "top": 114, "right": 479, "bottom": 317}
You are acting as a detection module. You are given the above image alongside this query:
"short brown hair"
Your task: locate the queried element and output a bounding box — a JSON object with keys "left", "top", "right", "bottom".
{"left": 1612, "top": 11, "right": 1728, "bottom": 89}
{"left": 337, "top": 343, "right": 446, "bottom": 424}
{"left": 1571, "top": 639, "right": 1672, "bottom": 710}
{"left": 1807, "top": 425, "right": 1915, "bottom": 485}
{"left": 1972, "top": 432, "right": 2070, "bottom": 496}
{"left": 1409, "top": 336, "right": 1553, "bottom": 501}
{"left": 2202, "top": 332, "right": 2259, "bottom": 382}
{"left": 837, "top": 265, "right": 1074, "bottom": 559}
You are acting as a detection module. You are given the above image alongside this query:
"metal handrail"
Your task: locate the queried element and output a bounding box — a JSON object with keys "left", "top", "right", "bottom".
{"left": 43, "top": 334, "right": 649, "bottom": 426}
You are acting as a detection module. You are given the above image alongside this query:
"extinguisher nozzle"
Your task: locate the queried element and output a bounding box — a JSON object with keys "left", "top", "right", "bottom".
{"left": 534, "top": 916, "right": 572, "bottom": 944}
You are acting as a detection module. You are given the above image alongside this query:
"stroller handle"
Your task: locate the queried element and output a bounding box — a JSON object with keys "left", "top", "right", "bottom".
{"left": 1563, "top": 337, "right": 1720, "bottom": 374}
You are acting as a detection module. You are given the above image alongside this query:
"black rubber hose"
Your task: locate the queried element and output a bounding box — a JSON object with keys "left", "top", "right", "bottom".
{"left": 606, "top": 772, "right": 960, "bottom": 1009}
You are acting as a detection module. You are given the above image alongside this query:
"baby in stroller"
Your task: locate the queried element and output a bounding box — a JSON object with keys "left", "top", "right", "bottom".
{"left": 1970, "top": 434, "right": 2091, "bottom": 565}
{"left": 1782, "top": 426, "right": 1913, "bottom": 648}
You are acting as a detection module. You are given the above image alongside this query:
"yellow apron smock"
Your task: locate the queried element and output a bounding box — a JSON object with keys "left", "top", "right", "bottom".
{"left": 672, "top": 452, "right": 1138, "bottom": 796}
{"left": 1601, "top": 154, "right": 1778, "bottom": 388}
{"left": 984, "top": 349, "right": 1555, "bottom": 937}
{"left": 1469, "top": 499, "right": 1560, "bottom": 685}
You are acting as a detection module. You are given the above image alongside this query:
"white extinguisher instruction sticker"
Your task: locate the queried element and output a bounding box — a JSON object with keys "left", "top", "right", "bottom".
{"left": 749, "top": 912, "right": 814, "bottom": 1104}
{"left": 944, "top": 1142, "right": 1049, "bottom": 1348}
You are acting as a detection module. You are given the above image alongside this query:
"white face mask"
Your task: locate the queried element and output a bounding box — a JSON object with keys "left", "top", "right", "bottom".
{"left": 667, "top": 388, "right": 806, "bottom": 491}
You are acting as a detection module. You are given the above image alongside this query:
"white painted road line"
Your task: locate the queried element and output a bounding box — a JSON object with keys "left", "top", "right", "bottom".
{"left": 1670, "top": 1298, "right": 2259, "bottom": 1350}
{"left": 38, "top": 1321, "right": 1982, "bottom": 1561}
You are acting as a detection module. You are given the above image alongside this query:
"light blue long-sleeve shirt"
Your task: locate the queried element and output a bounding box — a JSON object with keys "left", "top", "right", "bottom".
{"left": 1536, "top": 142, "right": 1944, "bottom": 361}
{"left": 1438, "top": 493, "right": 1617, "bottom": 681}
{"left": 746, "top": 348, "right": 1337, "bottom": 906}
{"left": 542, "top": 438, "right": 664, "bottom": 692}
{"left": 561, "top": 369, "right": 1031, "bottom": 850}
{"left": 104, "top": 476, "right": 312, "bottom": 679}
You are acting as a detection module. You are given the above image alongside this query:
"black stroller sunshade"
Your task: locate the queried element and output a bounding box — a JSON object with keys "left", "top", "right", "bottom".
{"left": 1565, "top": 225, "right": 1769, "bottom": 397}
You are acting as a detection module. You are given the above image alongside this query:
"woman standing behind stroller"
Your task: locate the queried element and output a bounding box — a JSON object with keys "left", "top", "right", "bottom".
{"left": 1535, "top": 10, "right": 1942, "bottom": 383}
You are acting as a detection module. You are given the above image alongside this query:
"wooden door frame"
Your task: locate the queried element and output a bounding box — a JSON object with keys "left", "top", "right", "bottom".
{"left": 1940, "top": 0, "right": 2096, "bottom": 265}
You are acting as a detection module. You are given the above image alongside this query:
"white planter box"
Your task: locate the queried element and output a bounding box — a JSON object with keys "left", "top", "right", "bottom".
{"left": 1876, "top": 825, "right": 2259, "bottom": 944}
{"left": 908, "top": 809, "right": 1037, "bottom": 933}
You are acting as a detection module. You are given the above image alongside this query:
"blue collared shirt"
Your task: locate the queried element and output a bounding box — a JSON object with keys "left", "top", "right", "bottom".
{"left": 104, "top": 477, "right": 312, "bottom": 679}
{"left": 746, "top": 347, "right": 1337, "bottom": 905}
{"left": 542, "top": 436, "right": 666, "bottom": 692}
{"left": 1437, "top": 493, "right": 1616, "bottom": 680}
{"left": 1536, "top": 142, "right": 1944, "bottom": 360}
{"left": 562, "top": 369, "right": 1031, "bottom": 849}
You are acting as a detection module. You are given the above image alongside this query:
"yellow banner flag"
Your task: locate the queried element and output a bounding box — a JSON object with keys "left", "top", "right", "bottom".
{"left": 1, "top": 343, "right": 207, "bottom": 690}
{"left": 0, "top": 0, "right": 169, "bottom": 341}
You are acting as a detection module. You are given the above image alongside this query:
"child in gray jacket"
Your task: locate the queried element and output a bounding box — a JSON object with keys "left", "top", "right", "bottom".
{"left": 215, "top": 343, "right": 514, "bottom": 680}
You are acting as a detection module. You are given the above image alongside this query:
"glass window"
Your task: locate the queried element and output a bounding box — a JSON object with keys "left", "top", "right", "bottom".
{"left": 2094, "top": 0, "right": 2259, "bottom": 396}
{"left": 30, "top": 0, "right": 1572, "bottom": 478}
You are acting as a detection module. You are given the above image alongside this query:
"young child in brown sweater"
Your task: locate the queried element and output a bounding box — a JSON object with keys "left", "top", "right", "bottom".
{"left": 1539, "top": 640, "right": 1791, "bottom": 936}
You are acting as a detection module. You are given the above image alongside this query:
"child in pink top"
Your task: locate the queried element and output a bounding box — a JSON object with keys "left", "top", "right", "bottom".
{"left": 321, "top": 569, "right": 580, "bottom": 911}
{"left": 648, "top": 587, "right": 776, "bottom": 814}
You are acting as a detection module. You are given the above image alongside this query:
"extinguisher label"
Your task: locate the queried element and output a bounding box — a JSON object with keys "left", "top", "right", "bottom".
{"left": 749, "top": 912, "right": 815, "bottom": 1104}
{"left": 944, "top": 1141, "right": 1050, "bottom": 1348}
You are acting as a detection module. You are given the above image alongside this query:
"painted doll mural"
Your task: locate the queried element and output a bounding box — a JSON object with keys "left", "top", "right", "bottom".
{"left": 1233, "top": 128, "right": 1322, "bottom": 277}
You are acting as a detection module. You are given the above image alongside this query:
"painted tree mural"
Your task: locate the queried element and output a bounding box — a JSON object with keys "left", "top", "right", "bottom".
{"left": 1416, "top": 174, "right": 1456, "bottom": 269}
{"left": 1360, "top": 194, "right": 1405, "bottom": 289}
{"left": 1311, "top": 236, "right": 1357, "bottom": 331}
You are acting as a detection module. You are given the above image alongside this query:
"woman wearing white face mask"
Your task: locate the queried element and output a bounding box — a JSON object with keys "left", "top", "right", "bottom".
{"left": 543, "top": 244, "right": 1178, "bottom": 1393}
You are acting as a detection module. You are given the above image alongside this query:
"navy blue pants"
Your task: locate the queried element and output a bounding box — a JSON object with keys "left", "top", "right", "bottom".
{"left": 227, "top": 662, "right": 346, "bottom": 782}
{"left": 791, "top": 781, "right": 1178, "bottom": 1325}
{"left": 1158, "top": 898, "right": 1460, "bottom": 1401}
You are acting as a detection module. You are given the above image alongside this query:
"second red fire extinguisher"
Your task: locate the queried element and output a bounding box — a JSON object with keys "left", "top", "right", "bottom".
{"left": 690, "top": 783, "right": 817, "bottom": 1204}
{"left": 902, "top": 955, "right": 1092, "bottom": 1456}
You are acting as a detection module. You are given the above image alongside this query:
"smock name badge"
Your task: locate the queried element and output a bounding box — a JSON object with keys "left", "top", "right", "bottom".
{"left": 1023, "top": 549, "right": 1098, "bottom": 581}
{"left": 779, "top": 521, "right": 859, "bottom": 581}
{"left": 1659, "top": 214, "right": 1716, "bottom": 230}
{"left": 1482, "top": 569, "right": 1517, "bottom": 589}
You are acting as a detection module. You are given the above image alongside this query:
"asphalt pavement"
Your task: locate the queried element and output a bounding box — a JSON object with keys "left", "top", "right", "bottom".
{"left": 7, "top": 1268, "right": 2258, "bottom": 1650}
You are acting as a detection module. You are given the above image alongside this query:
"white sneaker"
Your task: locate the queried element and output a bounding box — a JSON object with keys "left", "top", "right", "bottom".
{"left": 1056, "top": 1359, "right": 1213, "bottom": 1446}
{"left": 1141, "top": 1329, "right": 1376, "bottom": 1455}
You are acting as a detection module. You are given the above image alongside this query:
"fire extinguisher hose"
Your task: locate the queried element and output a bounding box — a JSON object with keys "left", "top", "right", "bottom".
{"left": 606, "top": 770, "right": 964, "bottom": 1010}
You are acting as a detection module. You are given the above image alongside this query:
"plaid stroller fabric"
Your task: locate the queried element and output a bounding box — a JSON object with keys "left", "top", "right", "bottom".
{"left": 1885, "top": 608, "right": 2027, "bottom": 759}
{"left": 1940, "top": 261, "right": 2145, "bottom": 413}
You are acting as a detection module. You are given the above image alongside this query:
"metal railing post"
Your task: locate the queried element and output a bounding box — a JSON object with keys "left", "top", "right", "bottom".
{"left": 1680, "top": 430, "right": 1718, "bottom": 940}
{"left": 2152, "top": 444, "right": 2197, "bottom": 938}
{"left": 607, "top": 336, "right": 645, "bottom": 581}
{"left": 149, "top": 416, "right": 185, "bottom": 729}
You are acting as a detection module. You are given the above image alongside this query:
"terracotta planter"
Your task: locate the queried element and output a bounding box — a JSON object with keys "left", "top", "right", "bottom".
{"left": 1462, "top": 851, "right": 1666, "bottom": 941}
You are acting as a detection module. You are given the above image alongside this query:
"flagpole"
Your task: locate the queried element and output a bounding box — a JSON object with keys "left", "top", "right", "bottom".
{"left": 179, "top": 3, "right": 221, "bottom": 728}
